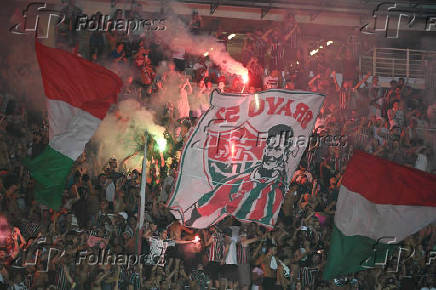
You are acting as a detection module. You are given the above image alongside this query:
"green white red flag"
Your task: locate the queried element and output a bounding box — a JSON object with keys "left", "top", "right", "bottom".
{"left": 167, "top": 89, "right": 324, "bottom": 229}
{"left": 25, "top": 41, "right": 122, "bottom": 210}
{"left": 323, "top": 150, "right": 436, "bottom": 280}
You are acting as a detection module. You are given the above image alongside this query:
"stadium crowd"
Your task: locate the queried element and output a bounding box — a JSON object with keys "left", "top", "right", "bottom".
{"left": 0, "top": 1, "right": 436, "bottom": 289}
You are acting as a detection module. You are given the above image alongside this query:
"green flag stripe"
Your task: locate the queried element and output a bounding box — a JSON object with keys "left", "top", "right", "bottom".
{"left": 235, "top": 182, "right": 270, "bottom": 220}
{"left": 198, "top": 177, "right": 245, "bottom": 206}
{"left": 260, "top": 186, "right": 277, "bottom": 224}
{"left": 23, "top": 145, "right": 73, "bottom": 210}
{"left": 322, "top": 224, "right": 397, "bottom": 280}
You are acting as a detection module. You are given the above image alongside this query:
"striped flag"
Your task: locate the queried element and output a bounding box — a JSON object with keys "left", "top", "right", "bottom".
{"left": 323, "top": 151, "right": 436, "bottom": 280}
{"left": 25, "top": 41, "right": 122, "bottom": 210}
{"left": 168, "top": 89, "right": 324, "bottom": 228}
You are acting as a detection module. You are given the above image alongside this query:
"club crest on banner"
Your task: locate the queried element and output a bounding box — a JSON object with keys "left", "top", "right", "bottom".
{"left": 204, "top": 121, "right": 265, "bottom": 187}
{"left": 167, "top": 89, "right": 324, "bottom": 229}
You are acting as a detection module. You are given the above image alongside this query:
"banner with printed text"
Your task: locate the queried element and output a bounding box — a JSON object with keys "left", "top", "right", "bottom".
{"left": 167, "top": 89, "right": 324, "bottom": 229}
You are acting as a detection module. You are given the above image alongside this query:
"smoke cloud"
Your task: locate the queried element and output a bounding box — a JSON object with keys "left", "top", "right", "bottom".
{"left": 90, "top": 99, "right": 165, "bottom": 173}
{"left": 2, "top": 0, "right": 249, "bottom": 175}
{"left": 156, "top": 14, "right": 248, "bottom": 78}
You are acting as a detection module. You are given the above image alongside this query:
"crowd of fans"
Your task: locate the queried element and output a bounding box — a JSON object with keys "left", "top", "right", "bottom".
{"left": 0, "top": 1, "right": 436, "bottom": 289}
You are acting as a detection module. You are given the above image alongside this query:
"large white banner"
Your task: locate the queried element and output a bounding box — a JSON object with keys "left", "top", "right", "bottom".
{"left": 167, "top": 89, "right": 324, "bottom": 229}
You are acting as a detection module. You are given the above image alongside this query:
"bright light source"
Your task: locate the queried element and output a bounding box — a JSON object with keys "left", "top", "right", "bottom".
{"left": 326, "top": 41, "right": 333, "bottom": 46}
{"left": 227, "top": 33, "right": 236, "bottom": 40}
{"left": 194, "top": 235, "right": 200, "bottom": 243}
{"left": 310, "top": 49, "right": 319, "bottom": 56}
{"left": 203, "top": 52, "right": 209, "bottom": 57}
{"left": 319, "top": 45, "right": 323, "bottom": 48}
{"left": 156, "top": 137, "right": 167, "bottom": 152}
{"left": 254, "top": 94, "right": 260, "bottom": 110}
{"left": 296, "top": 60, "right": 299, "bottom": 65}
{"left": 242, "top": 73, "right": 249, "bottom": 84}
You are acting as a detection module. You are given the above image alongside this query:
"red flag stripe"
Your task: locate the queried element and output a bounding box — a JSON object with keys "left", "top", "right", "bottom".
{"left": 249, "top": 183, "right": 273, "bottom": 220}
{"left": 272, "top": 186, "right": 283, "bottom": 214}
{"left": 35, "top": 41, "right": 122, "bottom": 120}
{"left": 342, "top": 151, "right": 436, "bottom": 207}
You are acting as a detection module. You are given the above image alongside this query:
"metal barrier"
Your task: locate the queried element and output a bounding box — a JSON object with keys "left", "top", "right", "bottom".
{"left": 360, "top": 48, "right": 436, "bottom": 88}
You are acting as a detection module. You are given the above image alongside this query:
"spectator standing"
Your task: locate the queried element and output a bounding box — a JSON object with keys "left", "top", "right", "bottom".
{"left": 89, "top": 13, "right": 105, "bottom": 61}
{"left": 387, "top": 100, "right": 405, "bottom": 130}
{"left": 104, "top": 175, "right": 115, "bottom": 212}
{"left": 189, "top": 10, "right": 203, "bottom": 35}
{"left": 204, "top": 226, "right": 225, "bottom": 289}
{"left": 223, "top": 225, "right": 240, "bottom": 290}
{"left": 247, "top": 29, "right": 269, "bottom": 67}
{"left": 177, "top": 78, "right": 192, "bottom": 120}
{"left": 247, "top": 57, "right": 263, "bottom": 90}
{"left": 257, "top": 244, "right": 281, "bottom": 290}
{"left": 238, "top": 226, "right": 259, "bottom": 290}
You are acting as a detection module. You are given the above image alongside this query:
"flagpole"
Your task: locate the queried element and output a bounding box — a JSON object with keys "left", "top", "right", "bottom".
{"left": 137, "top": 133, "right": 148, "bottom": 256}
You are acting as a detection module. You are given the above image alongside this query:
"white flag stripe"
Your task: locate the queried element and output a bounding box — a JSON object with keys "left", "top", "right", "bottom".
{"left": 335, "top": 185, "right": 436, "bottom": 242}
{"left": 48, "top": 99, "right": 100, "bottom": 160}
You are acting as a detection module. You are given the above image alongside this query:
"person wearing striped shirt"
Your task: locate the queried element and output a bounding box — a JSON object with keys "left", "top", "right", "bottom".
{"left": 204, "top": 225, "right": 225, "bottom": 290}
{"left": 332, "top": 71, "right": 371, "bottom": 113}
{"left": 144, "top": 228, "right": 195, "bottom": 267}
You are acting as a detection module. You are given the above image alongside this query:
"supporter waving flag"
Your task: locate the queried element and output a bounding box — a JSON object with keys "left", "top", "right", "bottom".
{"left": 167, "top": 89, "right": 324, "bottom": 228}
{"left": 323, "top": 150, "right": 436, "bottom": 280}
{"left": 24, "top": 41, "right": 122, "bottom": 210}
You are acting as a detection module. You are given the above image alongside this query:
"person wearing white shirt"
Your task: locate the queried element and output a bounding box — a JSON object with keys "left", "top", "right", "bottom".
{"left": 223, "top": 226, "right": 240, "bottom": 289}
{"left": 105, "top": 180, "right": 115, "bottom": 211}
